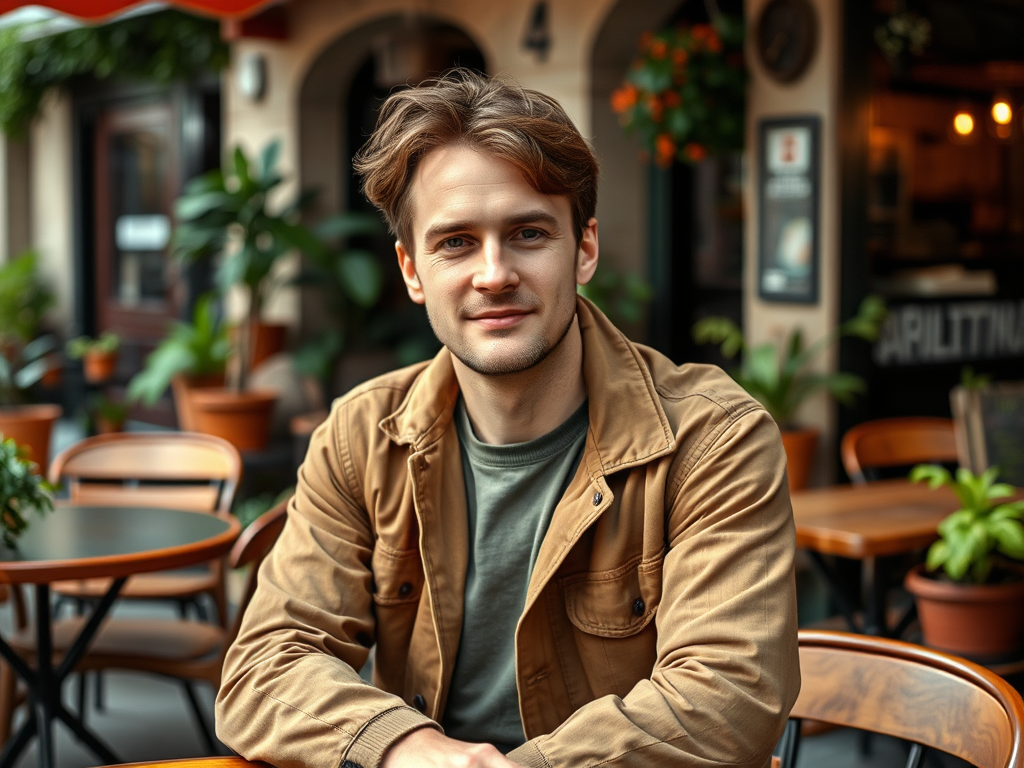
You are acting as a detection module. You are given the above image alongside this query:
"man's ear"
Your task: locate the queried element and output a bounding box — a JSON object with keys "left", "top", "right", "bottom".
{"left": 575, "top": 217, "right": 599, "bottom": 286}
{"left": 396, "top": 241, "right": 425, "bottom": 305}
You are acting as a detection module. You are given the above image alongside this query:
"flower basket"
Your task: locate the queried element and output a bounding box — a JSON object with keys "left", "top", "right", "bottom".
{"left": 612, "top": 15, "right": 746, "bottom": 167}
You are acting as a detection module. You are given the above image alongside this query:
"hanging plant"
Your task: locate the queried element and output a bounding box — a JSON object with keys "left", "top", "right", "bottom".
{"left": 0, "top": 9, "right": 229, "bottom": 137}
{"left": 611, "top": 14, "right": 746, "bottom": 167}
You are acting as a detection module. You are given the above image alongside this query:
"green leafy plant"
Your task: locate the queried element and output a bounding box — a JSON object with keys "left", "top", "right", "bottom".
{"left": 577, "top": 263, "right": 653, "bottom": 327}
{"left": 910, "top": 464, "right": 1024, "bottom": 585}
{"left": 173, "top": 140, "right": 321, "bottom": 390}
{"left": 0, "top": 250, "right": 55, "bottom": 347}
{"left": 692, "top": 296, "right": 887, "bottom": 428}
{"left": 0, "top": 10, "right": 228, "bottom": 138}
{"left": 611, "top": 14, "right": 746, "bottom": 166}
{"left": 127, "top": 294, "right": 229, "bottom": 406}
{"left": 0, "top": 436, "right": 55, "bottom": 548}
{"left": 66, "top": 331, "right": 120, "bottom": 360}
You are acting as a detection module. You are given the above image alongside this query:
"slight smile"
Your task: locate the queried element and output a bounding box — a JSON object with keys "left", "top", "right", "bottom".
{"left": 467, "top": 310, "right": 532, "bottom": 329}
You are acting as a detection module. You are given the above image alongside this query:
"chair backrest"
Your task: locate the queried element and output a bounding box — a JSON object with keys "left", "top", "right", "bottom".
{"left": 48, "top": 432, "right": 243, "bottom": 515}
{"left": 841, "top": 417, "right": 959, "bottom": 484}
{"left": 788, "top": 630, "right": 1024, "bottom": 768}
{"left": 225, "top": 497, "right": 289, "bottom": 645}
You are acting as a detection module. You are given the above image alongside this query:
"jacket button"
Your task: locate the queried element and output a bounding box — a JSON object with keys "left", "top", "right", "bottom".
{"left": 398, "top": 582, "right": 413, "bottom": 598}
{"left": 412, "top": 694, "right": 426, "bottom": 712}
{"left": 592, "top": 491, "right": 603, "bottom": 506}
{"left": 355, "top": 631, "right": 373, "bottom": 648}
{"left": 633, "top": 598, "right": 645, "bottom": 617}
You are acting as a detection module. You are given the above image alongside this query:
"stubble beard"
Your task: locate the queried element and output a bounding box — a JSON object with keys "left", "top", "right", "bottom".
{"left": 426, "top": 292, "right": 578, "bottom": 376}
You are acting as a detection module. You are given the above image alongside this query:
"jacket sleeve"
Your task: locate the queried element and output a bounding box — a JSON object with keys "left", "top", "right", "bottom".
{"left": 506, "top": 405, "right": 801, "bottom": 768}
{"left": 215, "top": 398, "right": 440, "bottom": 768}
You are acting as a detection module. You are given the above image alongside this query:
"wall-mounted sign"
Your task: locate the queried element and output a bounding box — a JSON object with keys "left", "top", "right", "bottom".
{"left": 115, "top": 214, "right": 170, "bottom": 252}
{"left": 874, "top": 299, "right": 1024, "bottom": 367}
{"left": 757, "top": 116, "right": 820, "bottom": 304}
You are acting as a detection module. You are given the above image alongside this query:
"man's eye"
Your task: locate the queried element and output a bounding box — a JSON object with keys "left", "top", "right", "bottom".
{"left": 519, "top": 228, "right": 543, "bottom": 241}
{"left": 443, "top": 237, "right": 466, "bottom": 249}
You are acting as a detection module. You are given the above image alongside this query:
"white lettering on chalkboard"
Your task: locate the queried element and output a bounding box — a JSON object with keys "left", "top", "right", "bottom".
{"left": 874, "top": 300, "right": 1024, "bottom": 366}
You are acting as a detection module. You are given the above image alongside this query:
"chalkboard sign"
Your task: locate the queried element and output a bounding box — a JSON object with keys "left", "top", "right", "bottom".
{"left": 951, "top": 383, "right": 1024, "bottom": 486}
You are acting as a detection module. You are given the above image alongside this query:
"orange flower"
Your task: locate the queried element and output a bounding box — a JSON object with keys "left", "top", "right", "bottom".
{"left": 673, "top": 48, "right": 688, "bottom": 67}
{"left": 610, "top": 84, "right": 638, "bottom": 113}
{"left": 684, "top": 143, "right": 707, "bottom": 162}
{"left": 647, "top": 95, "right": 663, "bottom": 122}
{"left": 663, "top": 90, "right": 681, "bottom": 108}
{"left": 692, "top": 24, "right": 711, "bottom": 40}
{"left": 706, "top": 31, "right": 723, "bottom": 53}
{"left": 650, "top": 39, "right": 668, "bottom": 59}
{"left": 656, "top": 134, "right": 676, "bottom": 167}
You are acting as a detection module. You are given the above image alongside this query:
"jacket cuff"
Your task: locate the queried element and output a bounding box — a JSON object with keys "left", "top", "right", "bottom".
{"left": 340, "top": 705, "right": 441, "bottom": 768}
{"left": 507, "top": 740, "right": 551, "bottom": 768}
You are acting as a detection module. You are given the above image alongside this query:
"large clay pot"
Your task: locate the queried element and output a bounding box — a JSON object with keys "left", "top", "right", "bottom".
{"left": 780, "top": 428, "right": 819, "bottom": 493}
{"left": 231, "top": 322, "right": 288, "bottom": 372}
{"left": 905, "top": 563, "right": 1024, "bottom": 661}
{"left": 0, "top": 404, "right": 62, "bottom": 475}
{"left": 188, "top": 389, "right": 278, "bottom": 452}
{"left": 171, "top": 372, "right": 226, "bottom": 432}
{"left": 82, "top": 350, "right": 118, "bottom": 383}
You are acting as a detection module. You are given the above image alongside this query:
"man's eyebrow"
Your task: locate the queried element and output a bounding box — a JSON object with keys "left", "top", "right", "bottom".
{"left": 422, "top": 210, "right": 561, "bottom": 245}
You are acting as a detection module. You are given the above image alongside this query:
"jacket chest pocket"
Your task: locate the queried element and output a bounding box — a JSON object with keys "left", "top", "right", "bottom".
{"left": 561, "top": 557, "right": 662, "bottom": 698}
{"left": 371, "top": 546, "right": 424, "bottom": 606}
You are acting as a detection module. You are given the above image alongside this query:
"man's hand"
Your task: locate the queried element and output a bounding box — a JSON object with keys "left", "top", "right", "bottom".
{"left": 382, "top": 727, "right": 518, "bottom": 767}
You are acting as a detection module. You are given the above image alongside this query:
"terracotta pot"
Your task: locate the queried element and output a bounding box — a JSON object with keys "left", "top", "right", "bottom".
{"left": 231, "top": 322, "right": 288, "bottom": 372}
{"left": 93, "top": 415, "right": 125, "bottom": 435}
{"left": 41, "top": 355, "right": 63, "bottom": 387}
{"left": 82, "top": 349, "right": 118, "bottom": 383}
{"left": 188, "top": 389, "right": 278, "bottom": 452}
{"left": 0, "top": 403, "right": 62, "bottom": 475}
{"left": 905, "top": 562, "right": 1024, "bottom": 661}
{"left": 171, "top": 372, "right": 226, "bottom": 432}
{"left": 780, "top": 428, "right": 819, "bottom": 493}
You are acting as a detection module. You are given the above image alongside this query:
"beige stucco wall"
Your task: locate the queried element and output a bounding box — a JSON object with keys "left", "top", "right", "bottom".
{"left": 744, "top": 0, "right": 842, "bottom": 484}
{"left": 28, "top": 91, "right": 75, "bottom": 335}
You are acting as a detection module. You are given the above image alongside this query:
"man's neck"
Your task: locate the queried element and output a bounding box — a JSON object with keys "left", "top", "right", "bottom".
{"left": 453, "top": 317, "right": 587, "bottom": 445}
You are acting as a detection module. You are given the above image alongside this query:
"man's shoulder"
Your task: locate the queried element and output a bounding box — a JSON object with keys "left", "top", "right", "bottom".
{"left": 326, "top": 358, "right": 435, "bottom": 432}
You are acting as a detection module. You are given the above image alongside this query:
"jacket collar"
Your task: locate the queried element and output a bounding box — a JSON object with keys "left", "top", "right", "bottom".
{"left": 379, "top": 296, "right": 676, "bottom": 471}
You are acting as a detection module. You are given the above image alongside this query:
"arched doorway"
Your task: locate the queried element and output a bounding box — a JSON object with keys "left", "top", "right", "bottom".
{"left": 297, "top": 15, "right": 486, "bottom": 396}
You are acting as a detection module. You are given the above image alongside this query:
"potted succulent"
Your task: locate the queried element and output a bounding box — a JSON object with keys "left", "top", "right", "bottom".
{"left": 0, "top": 251, "right": 61, "bottom": 472}
{"left": 170, "top": 140, "right": 322, "bottom": 450}
{"left": 0, "top": 436, "right": 56, "bottom": 549}
{"left": 905, "top": 464, "right": 1024, "bottom": 660}
{"left": 693, "top": 296, "right": 887, "bottom": 490}
{"left": 66, "top": 331, "right": 120, "bottom": 384}
{"left": 127, "top": 294, "right": 230, "bottom": 432}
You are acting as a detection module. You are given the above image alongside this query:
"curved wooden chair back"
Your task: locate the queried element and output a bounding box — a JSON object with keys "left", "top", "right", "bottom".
{"left": 48, "top": 431, "right": 242, "bottom": 515}
{"left": 225, "top": 497, "right": 289, "bottom": 646}
{"left": 103, "top": 758, "right": 269, "bottom": 768}
{"left": 841, "top": 417, "right": 958, "bottom": 484}
{"left": 780, "top": 630, "right": 1024, "bottom": 768}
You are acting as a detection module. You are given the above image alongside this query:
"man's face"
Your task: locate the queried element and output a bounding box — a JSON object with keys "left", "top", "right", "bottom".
{"left": 396, "top": 144, "right": 598, "bottom": 376}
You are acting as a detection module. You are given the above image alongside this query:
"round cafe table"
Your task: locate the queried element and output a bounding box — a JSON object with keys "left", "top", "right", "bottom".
{"left": 0, "top": 505, "right": 240, "bottom": 768}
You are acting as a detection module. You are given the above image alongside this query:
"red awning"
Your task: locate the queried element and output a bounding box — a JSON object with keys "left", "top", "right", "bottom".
{"left": 0, "top": 0, "right": 275, "bottom": 21}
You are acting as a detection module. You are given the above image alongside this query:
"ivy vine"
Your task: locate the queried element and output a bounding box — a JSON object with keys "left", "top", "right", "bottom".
{"left": 0, "top": 9, "right": 229, "bottom": 137}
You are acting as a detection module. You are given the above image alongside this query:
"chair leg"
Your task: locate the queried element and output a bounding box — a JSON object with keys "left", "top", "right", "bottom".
{"left": 779, "top": 718, "right": 802, "bottom": 768}
{"left": 0, "top": 659, "right": 16, "bottom": 745}
{"left": 94, "top": 671, "right": 104, "bottom": 711}
{"left": 180, "top": 681, "right": 217, "bottom": 754}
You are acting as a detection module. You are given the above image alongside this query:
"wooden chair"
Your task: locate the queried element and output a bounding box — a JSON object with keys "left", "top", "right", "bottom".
{"left": 840, "top": 417, "right": 959, "bottom": 484}
{"left": 106, "top": 758, "right": 268, "bottom": 768}
{"left": 47, "top": 432, "right": 243, "bottom": 627}
{"left": 778, "top": 629, "right": 1024, "bottom": 768}
{"left": 8, "top": 498, "right": 289, "bottom": 753}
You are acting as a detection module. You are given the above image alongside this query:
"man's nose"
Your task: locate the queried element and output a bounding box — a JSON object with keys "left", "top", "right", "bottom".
{"left": 472, "top": 239, "right": 519, "bottom": 293}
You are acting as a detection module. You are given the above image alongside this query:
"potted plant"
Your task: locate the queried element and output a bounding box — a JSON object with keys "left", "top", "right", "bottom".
{"left": 0, "top": 251, "right": 61, "bottom": 472}
{"left": 0, "top": 436, "right": 56, "bottom": 549}
{"left": 611, "top": 13, "right": 746, "bottom": 166}
{"left": 693, "top": 296, "right": 887, "bottom": 491}
{"left": 66, "top": 331, "right": 120, "bottom": 384}
{"left": 127, "top": 294, "right": 230, "bottom": 432}
{"left": 904, "top": 464, "right": 1024, "bottom": 660}
{"left": 169, "top": 140, "right": 325, "bottom": 450}
{"left": 87, "top": 393, "right": 129, "bottom": 435}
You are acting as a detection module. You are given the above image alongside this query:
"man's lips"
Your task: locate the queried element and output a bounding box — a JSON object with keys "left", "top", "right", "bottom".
{"left": 466, "top": 309, "right": 532, "bottom": 328}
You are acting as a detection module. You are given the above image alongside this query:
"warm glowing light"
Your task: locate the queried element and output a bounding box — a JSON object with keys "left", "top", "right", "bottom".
{"left": 992, "top": 101, "right": 1012, "bottom": 125}
{"left": 953, "top": 112, "right": 975, "bottom": 135}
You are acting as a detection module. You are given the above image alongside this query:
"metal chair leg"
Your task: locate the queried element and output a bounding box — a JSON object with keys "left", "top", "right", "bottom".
{"left": 180, "top": 680, "right": 217, "bottom": 754}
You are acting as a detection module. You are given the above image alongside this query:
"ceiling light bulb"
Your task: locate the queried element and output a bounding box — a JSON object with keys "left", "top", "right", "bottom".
{"left": 991, "top": 101, "right": 1012, "bottom": 125}
{"left": 953, "top": 112, "right": 974, "bottom": 136}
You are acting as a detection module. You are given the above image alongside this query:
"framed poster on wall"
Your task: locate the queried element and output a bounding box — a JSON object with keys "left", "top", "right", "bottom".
{"left": 757, "top": 115, "right": 820, "bottom": 303}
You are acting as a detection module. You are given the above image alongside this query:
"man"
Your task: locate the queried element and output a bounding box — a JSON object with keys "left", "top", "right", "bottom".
{"left": 216, "top": 70, "right": 799, "bottom": 768}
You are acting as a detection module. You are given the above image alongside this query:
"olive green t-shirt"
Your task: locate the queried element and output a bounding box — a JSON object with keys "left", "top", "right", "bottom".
{"left": 441, "top": 397, "right": 589, "bottom": 753}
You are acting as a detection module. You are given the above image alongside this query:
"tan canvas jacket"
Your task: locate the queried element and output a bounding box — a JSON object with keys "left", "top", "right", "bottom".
{"left": 216, "top": 297, "right": 800, "bottom": 768}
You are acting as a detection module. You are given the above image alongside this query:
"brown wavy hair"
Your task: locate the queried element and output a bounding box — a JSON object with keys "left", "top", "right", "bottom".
{"left": 353, "top": 68, "right": 599, "bottom": 252}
